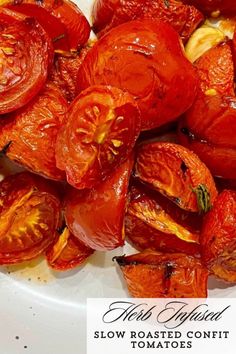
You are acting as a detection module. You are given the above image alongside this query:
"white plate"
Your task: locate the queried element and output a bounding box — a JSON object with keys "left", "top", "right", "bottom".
{"left": 0, "top": 1, "right": 235, "bottom": 353}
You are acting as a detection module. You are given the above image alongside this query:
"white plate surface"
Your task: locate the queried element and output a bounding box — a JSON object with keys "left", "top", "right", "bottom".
{"left": 0, "top": 1, "right": 235, "bottom": 353}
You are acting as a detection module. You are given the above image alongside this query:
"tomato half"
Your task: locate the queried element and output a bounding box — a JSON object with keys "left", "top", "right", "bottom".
{"left": 0, "top": 83, "right": 68, "bottom": 181}
{"left": 201, "top": 190, "right": 236, "bottom": 282}
{"left": 92, "top": 0, "right": 204, "bottom": 43}
{"left": 64, "top": 157, "right": 133, "bottom": 251}
{"left": 126, "top": 183, "right": 201, "bottom": 255}
{"left": 0, "top": 8, "right": 53, "bottom": 114}
{"left": 182, "top": 0, "right": 236, "bottom": 15}
{"left": 134, "top": 141, "right": 218, "bottom": 213}
{"left": 46, "top": 227, "right": 94, "bottom": 271}
{"left": 4, "top": 0, "right": 90, "bottom": 51}
{"left": 115, "top": 251, "right": 208, "bottom": 298}
{"left": 0, "top": 172, "right": 61, "bottom": 264}
{"left": 77, "top": 19, "right": 198, "bottom": 131}
{"left": 56, "top": 85, "right": 140, "bottom": 189}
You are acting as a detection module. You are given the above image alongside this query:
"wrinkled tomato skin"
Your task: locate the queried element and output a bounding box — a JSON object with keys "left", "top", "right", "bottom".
{"left": 64, "top": 157, "right": 133, "bottom": 251}
{"left": 201, "top": 190, "right": 236, "bottom": 282}
{"left": 126, "top": 183, "right": 201, "bottom": 255}
{"left": 179, "top": 42, "right": 236, "bottom": 179}
{"left": 56, "top": 85, "right": 140, "bottom": 189}
{"left": 77, "top": 20, "right": 198, "bottom": 131}
{"left": 46, "top": 227, "right": 93, "bottom": 271}
{"left": 134, "top": 141, "right": 218, "bottom": 212}
{"left": 0, "top": 172, "right": 61, "bottom": 264}
{"left": 92, "top": 0, "right": 204, "bottom": 43}
{"left": 0, "top": 83, "right": 68, "bottom": 181}
{"left": 0, "top": 8, "right": 53, "bottom": 114}
{"left": 182, "top": 0, "right": 236, "bottom": 15}
{"left": 115, "top": 251, "right": 208, "bottom": 298}
{"left": 5, "top": 0, "right": 90, "bottom": 51}
{"left": 50, "top": 47, "right": 90, "bottom": 102}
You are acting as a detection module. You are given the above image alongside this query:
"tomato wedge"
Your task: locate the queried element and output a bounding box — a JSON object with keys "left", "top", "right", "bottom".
{"left": 115, "top": 251, "right": 208, "bottom": 298}
{"left": 0, "top": 8, "right": 53, "bottom": 114}
{"left": 135, "top": 141, "right": 218, "bottom": 213}
{"left": 56, "top": 85, "right": 140, "bottom": 189}
{"left": 4, "top": 0, "right": 90, "bottom": 51}
{"left": 46, "top": 227, "right": 94, "bottom": 271}
{"left": 65, "top": 157, "right": 133, "bottom": 251}
{"left": 0, "top": 172, "right": 61, "bottom": 264}
{"left": 0, "top": 83, "right": 68, "bottom": 181}
{"left": 92, "top": 0, "right": 204, "bottom": 43}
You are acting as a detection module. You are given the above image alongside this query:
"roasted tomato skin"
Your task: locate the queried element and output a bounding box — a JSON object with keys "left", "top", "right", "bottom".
{"left": 0, "top": 172, "right": 61, "bottom": 265}
{"left": 179, "top": 42, "right": 236, "bottom": 179}
{"left": 0, "top": 83, "right": 68, "bottom": 181}
{"left": 46, "top": 227, "right": 93, "bottom": 271}
{"left": 201, "top": 190, "right": 236, "bottom": 282}
{"left": 77, "top": 19, "right": 198, "bottom": 131}
{"left": 56, "top": 85, "right": 140, "bottom": 189}
{"left": 126, "top": 183, "right": 201, "bottom": 255}
{"left": 5, "top": 0, "right": 90, "bottom": 51}
{"left": 115, "top": 251, "right": 208, "bottom": 298}
{"left": 92, "top": 0, "right": 204, "bottom": 43}
{"left": 0, "top": 8, "right": 53, "bottom": 114}
{"left": 182, "top": 0, "right": 236, "bottom": 15}
{"left": 134, "top": 141, "right": 218, "bottom": 212}
{"left": 65, "top": 157, "right": 133, "bottom": 251}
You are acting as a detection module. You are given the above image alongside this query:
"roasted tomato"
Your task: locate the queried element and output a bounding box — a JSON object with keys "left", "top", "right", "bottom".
{"left": 0, "top": 172, "right": 61, "bottom": 264}
{"left": 46, "top": 227, "right": 94, "bottom": 271}
{"left": 115, "top": 251, "right": 208, "bottom": 297}
{"left": 65, "top": 157, "right": 133, "bottom": 251}
{"left": 0, "top": 8, "right": 53, "bottom": 114}
{"left": 92, "top": 0, "right": 204, "bottom": 43}
{"left": 77, "top": 19, "right": 198, "bottom": 131}
{"left": 4, "top": 0, "right": 90, "bottom": 51}
{"left": 49, "top": 46, "right": 90, "bottom": 102}
{"left": 182, "top": 0, "right": 236, "bottom": 15}
{"left": 179, "top": 42, "right": 236, "bottom": 179}
{"left": 0, "top": 83, "right": 68, "bottom": 181}
{"left": 126, "top": 183, "right": 201, "bottom": 255}
{"left": 56, "top": 85, "right": 140, "bottom": 189}
{"left": 134, "top": 142, "right": 218, "bottom": 212}
{"left": 201, "top": 190, "right": 236, "bottom": 282}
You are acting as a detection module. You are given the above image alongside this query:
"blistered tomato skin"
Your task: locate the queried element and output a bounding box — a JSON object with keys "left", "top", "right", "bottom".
{"left": 182, "top": 0, "right": 236, "bottom": 15}
{"left": 179, "top": 42, "right": 236, "bottom": 179}
{"left": 64, "top": 157, "right": 133, "bottom": 251}
{"left": 0, "top": 172, "right": 61, "bottom": 265}
{"left": 201, "top": 190, "right": 236, "bottom": 282}
{"left": 77, "top": 19, "right": 198, "bottom": 131}
{"left": 46, "top": 227, "right": 94, "bottom": 271}
{"left": 0, "top": 83, "right": 68, "bottom": 181}
{"left": 0, "top": 8, "right": 53, "bottom": 114}
{"left": 5, "top": 0, "right": 90, "bottom": 51}
{"left": 115, "top": 251, "right": 208, "bottom": 298}
{"left": 135, "top": 142, "right": 218, "bottom": 213}
{"left": 56, "top": 85, "right": 140, "bottom": 189}
{"left": 126, "top": 184, "right": 201, "bottom": 255}
{"left": 92, "top": 0, "right": 204, "bottom": 43}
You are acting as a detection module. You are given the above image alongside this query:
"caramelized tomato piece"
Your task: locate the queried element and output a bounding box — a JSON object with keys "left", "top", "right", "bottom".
{"left": 50, "top": 47, "right": 90, "bottom": 102}
{"left": 5, "top": 0, "right": 90, "bottom": 51}
{"left": 201, "top": 190, "right": 236, "bottom": 282}
{"left": 126, "top": 184, "right": 200, "bottom": 255}
{"left": 0, "top": 83, "right": 68, "bottom": 181}
{"left": 65, "top": 157, "right": 133, "bottom": 251}
{"left": 115, "top": 251, "right": 208, "bottom": 298}
{"left": 135, "top": 142, "right": 218, "bottom": 212}
{"left": 46, "top": 227, "right": 94, "bottom": 271}
{"left": 77, "top": 20, "right": 198, "bottom": 131}
{"left": 0, "top": 172, "right": 61, "bottom": 264}
{"left": 56, "top": 85, "right": 140, "bottom": 189}
{"left": 0, "top": 8, "right": 53, "bottom": 114}
{"left": 92, "top": 0, "right": 204, "bottom": 43}
{"left": 183, "top": 0, "right": 236, "bottom": 15}
{"left": 179, "top": 42, "right": 236, "bottom": 179}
